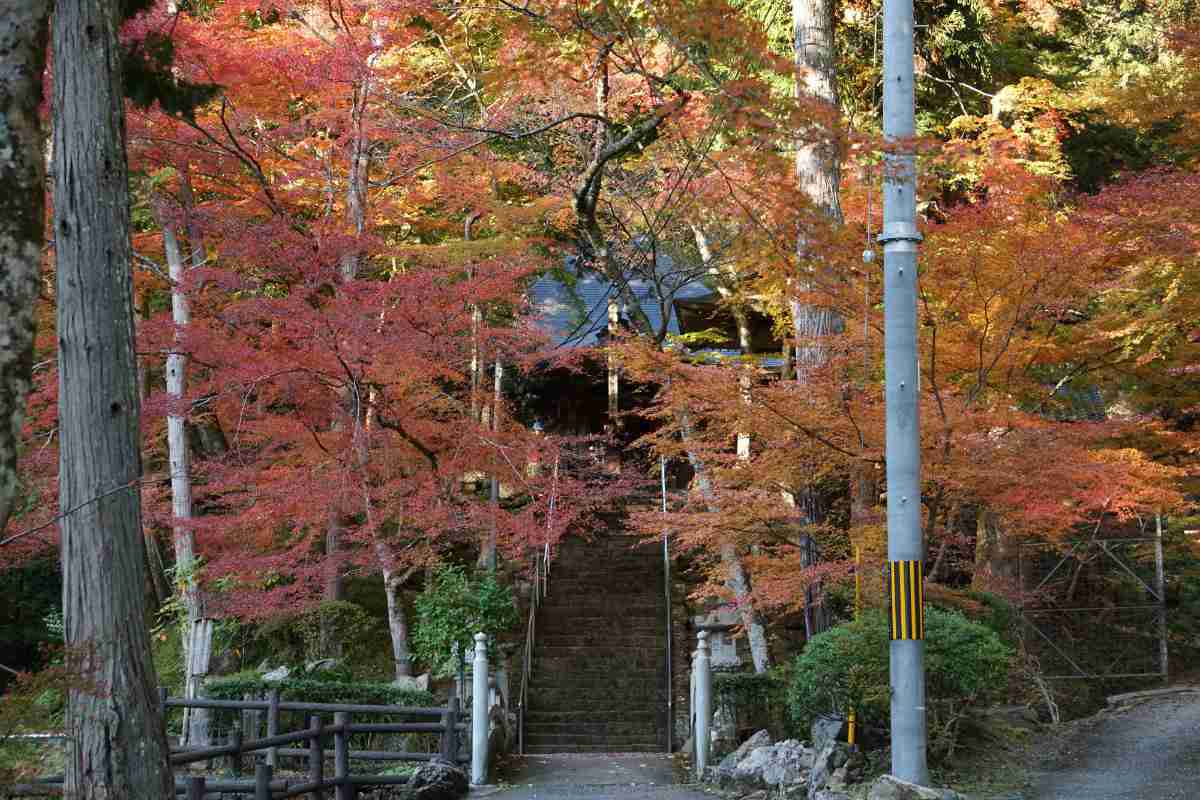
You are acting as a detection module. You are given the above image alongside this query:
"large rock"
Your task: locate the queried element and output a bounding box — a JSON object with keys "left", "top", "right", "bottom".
{"left": 811, "top": 715, "right": 847, "bottom": 752}
{"left": 715, "top": 729, "right": 773, "bottom": 780}
{"left": 868, "top": 774, "right": 970, "bottom": 800}
{"left": 732, "top": 739, "right": 814, "bottom": 790}
{"left": 811, "top": 791, "right": 852, "bottom": 800}
{"left": 407, "top": 759, "right": 469, "bottom": 800}
{"left": 392, "top": 673, "right": 431, "bottom": 692}
{"left": 807, "top": 739, "right": 853, "bottom": 799}
{"left": 262, "top": 665, "right": 291, "bottom": 681}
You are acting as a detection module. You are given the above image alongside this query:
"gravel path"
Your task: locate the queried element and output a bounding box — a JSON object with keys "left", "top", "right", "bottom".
{"left": 474, "top": 753, "right": 716, "bottom": 800}
{"left": 1026, "top": 692, "right": 1200, "bottom": 800}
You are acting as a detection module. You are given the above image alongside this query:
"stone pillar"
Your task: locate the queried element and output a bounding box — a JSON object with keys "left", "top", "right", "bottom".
{"left": 472, "top": 633, "right": 488, "bottom": 784}
{"left": 694, "top": 631, "right": 712, "bottom": 778}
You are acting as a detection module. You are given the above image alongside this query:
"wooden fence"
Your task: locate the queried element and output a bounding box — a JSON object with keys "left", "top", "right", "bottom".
{"left": 4, "top": 693, "right": 465, "bottom": 799}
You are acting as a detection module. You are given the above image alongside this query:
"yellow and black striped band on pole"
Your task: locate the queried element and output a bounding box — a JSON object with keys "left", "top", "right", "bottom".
{"left": 889, "top": 560, "right": 925, "bottom": 640}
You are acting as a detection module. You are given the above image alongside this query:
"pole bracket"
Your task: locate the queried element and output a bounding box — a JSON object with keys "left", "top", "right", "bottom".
{"left": 877, "top": 221, "right": 923, "bottom": 245}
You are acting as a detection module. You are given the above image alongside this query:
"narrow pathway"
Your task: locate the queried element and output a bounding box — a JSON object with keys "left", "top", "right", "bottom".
{"left": 1027, "top": 691, "right": 1200, "bottom": 800}
{"left": 475, "top": 753, "right": 714, "bottom": 799}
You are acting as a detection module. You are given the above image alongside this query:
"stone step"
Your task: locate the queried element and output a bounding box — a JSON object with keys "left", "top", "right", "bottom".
{"left": 542, "top": 595, "right": 660, "bottom": 605}
{"left": 532, "top": 676, "right": 667, "bottom": 695}
{"left": 527, "top": 687, "right": 663, "bottom": 703}
{"left": 523, "top": 743, "right": 664, "bottom": 754}
{"left": 537, "top": 618, "right": 667, "bottom": 628}
{"left": 525, "top": 722, "right": 660, "bottom": 737}
{"left": 527, "top": 697, "right": 663, "bottom": 712}
{"left": 531, "top": 663, "right": 663, "bottom": 679}
{"left": 540, "top": 599, "right": 663, "bottom": 612}
{"left": 537, "top": 634, "right": 662, "bottom": 648}
{"left": 525, "top": 714, "right": 657, "bottom": 724}
{"left": 534, "top": 643, "right": 665, "bottom": 656}
{"left": 523, "top": 733, "right": 662, "bottom": 748}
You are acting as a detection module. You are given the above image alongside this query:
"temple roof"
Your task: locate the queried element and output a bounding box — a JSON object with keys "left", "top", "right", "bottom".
{"left": 529, "top": 253, "right": 715, "bottom": 348}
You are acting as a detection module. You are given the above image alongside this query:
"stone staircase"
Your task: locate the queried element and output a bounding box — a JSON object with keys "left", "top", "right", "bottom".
{"left": 523, "top": 534, "right": 668, "bottom": 753}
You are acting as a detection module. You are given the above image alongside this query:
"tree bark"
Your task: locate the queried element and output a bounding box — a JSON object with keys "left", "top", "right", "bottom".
{"left": 0, "top": 0, "right": 51, "bottom": 534}
{"left": 791, "top": 0, "right": 844, "bottom": 379}
{"left": 380, "top": 563, "right": 413, "bottom": 680}
{"left": 53, "top": 1, "right": 174, "bottom": 795}
{"left": 791, "top": 0, "right": 844, "bottom": 638}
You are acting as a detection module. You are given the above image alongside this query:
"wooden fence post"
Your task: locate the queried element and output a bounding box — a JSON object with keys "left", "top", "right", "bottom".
{"left": 334, "top": 711, "right": 353, "bottom": 800}
{"left": 159, "top": 688, "right": 171, "bottom": 748}
{"left": 267, "top": 688, "right": 280, "bottom": 767}
{"left": 186, "top": 776, "right": 206, "bottom": 800}
{"left": 440, "top": 696, "right": 460, "bottom": 763}
{"left": 255, "top": 762, "right": 273, "bottom": 800}
{"left": 229, "top": 728, "right": 243, "bottom": 777}
{"left": 308, "top": 714, "right": 325, "bottom": 800}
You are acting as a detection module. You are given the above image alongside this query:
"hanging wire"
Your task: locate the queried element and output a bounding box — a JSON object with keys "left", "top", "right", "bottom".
{"left": 861, "top": 6, "right": 883, "bottom": 383}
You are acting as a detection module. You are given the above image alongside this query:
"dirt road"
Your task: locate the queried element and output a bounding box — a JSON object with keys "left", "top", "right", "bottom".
{"left": 1027, "top": 691, "right": 1200, "bottom": 800}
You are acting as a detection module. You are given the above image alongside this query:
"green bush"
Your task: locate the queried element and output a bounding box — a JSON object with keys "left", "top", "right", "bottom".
{"left": 787, "top": 608, "right": 1012, "bottom": 759}
{"left": 412, "top": 565, "right": 518, "bottom": 677}
{"left": 204, "top": 674, "right": 435, "bottom": 707}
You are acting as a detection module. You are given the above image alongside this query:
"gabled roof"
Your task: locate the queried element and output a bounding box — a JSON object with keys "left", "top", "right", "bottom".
{"left": 529, "top": 253, "right": 715, "bottom": 348}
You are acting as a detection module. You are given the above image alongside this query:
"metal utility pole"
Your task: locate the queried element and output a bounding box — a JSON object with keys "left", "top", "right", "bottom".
{"left": 879, "top": 0, "right": 928, "bottom": 784}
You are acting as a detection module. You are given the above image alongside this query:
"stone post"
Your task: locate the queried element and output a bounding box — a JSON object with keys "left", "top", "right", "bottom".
{"left": 472, "top": 633, "right": 489, "bottom": 785}
{"left": 694, "top": 630, "right": 712, "bottom": 778}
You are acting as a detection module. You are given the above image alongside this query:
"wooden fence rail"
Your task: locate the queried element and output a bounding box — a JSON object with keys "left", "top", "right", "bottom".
{"left": 3, "top": 694, "right": 465, "bottom": 800}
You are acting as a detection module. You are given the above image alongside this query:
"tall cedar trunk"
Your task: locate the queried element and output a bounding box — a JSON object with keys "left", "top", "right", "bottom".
{"left": 53, "top": 1, "right": 174, "bottom": 795}
{"left": 161, "top": 215, "right": 213, "bottom": 745}
{"left": 792, "top": 0, "right": 843, "bottom": 638}
{"left": 0, "top": 0, "right": 51, "bottom": 533}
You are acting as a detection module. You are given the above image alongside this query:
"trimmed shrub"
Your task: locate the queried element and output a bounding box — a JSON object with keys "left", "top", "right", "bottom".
{"left": 199, "top": 674, "right": 439, "bottom": 757}
{"left": 787, "top": 607, "right": 1011, "bottom": 759}
{"left": 204, "top": 674, "right": 436, "bottom": 708}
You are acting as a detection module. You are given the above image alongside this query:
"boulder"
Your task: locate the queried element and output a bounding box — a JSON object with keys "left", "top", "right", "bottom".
{"left": 868, "top": 774, "right": 970, "bottom": 800}
{"left": 714, "top": 729, "right": 773, "bottom": 780}
{"left": 811, "top": 715, "right": 848, "bottom": 752}
{"left": 808, "top": 739, "right": 857, "bottom": 799}
{"left": 262, "top": 665, "right": 291, "bottom": 681}
{"left": 392, "top": 673, "right": 431, "bottom": 692}
{"left": 305, "top": 658, "right": 339, "bottom": 673}
{"left": 407, "top": 759, "right": 469, "bottom": 800}
{"left": 812, "top": 791, "right": 852, "bottom": 800}
{"left": 731, "top": 739, "right": 814, "bottom": 790}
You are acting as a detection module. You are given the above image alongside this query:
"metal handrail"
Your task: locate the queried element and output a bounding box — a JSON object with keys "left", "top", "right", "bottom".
{"left": 517, "top": 545, "right": 549, "bottom": 754}
{"left": 517, "top": 457, "right": 557, "bottom": 754}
